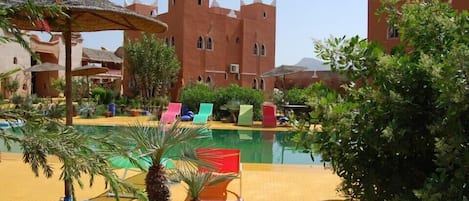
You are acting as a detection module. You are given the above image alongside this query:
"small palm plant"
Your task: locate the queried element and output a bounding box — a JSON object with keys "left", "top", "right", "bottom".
{"left": 178, "top": 168, "right": 237, "bottom": 201}
{"left": 120, "top": 121, "right": 209, "bottom": 201}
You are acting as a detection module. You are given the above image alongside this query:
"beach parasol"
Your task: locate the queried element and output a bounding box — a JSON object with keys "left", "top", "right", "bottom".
{"left": 4, "top": 1, "right": 167, "bottom": 200}
{"left": 24, "top": 62, "right": 65, "bottom": 72}
{"left": 261, "top": 65, "right": 306, "bottom": 104}
{"left": 72, "top": 65, "right": 109, "bottom": 100}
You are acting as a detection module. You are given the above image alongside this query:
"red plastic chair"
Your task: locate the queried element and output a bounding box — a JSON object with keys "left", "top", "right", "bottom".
{"left": 196, "top": 148, "right": 242, "bottom": 201}
{"left": 262, "top": 104, "right": 277, "bottom": 127}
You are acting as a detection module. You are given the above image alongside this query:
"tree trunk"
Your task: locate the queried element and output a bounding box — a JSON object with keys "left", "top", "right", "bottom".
{"left": 145, "top": 164, "right": 170, "bottom": 201}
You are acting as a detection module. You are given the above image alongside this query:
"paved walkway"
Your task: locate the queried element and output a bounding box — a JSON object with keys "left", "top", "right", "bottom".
{"left": 0, "top": 116, "right": 345, "bottom": 201}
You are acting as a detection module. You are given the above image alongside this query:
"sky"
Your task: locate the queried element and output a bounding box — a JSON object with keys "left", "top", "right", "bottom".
{"left": 78, "top": 0, "right": 368, "bottom": 67}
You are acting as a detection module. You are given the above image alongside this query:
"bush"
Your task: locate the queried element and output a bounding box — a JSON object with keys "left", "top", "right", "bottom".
{"left": 213, "top": 84, "right": 264, "bottom": 120}
{"left": 180, "top": 83, "right": 264, "bottom": 120}
{"left": 179, "top": 83, "right": 216, "bottom": 112}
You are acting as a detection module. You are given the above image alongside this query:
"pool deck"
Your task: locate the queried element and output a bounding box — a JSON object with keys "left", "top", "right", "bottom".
{"left": 0, "top": 116, "right": 345, "bottom": 201}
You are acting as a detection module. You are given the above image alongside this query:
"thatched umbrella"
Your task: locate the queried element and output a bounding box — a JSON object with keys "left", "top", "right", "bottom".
{"left": 4, "top": 0, "right": 167, "bottom": 126}
{"left": 261, "top": 65, "right": 306, "bottom": 104}
{"left": 24, "top": 62, "right": 65, "bottom": 72}
{"left": 72, "top": 65, "right": 109, "bottom": 100}
{"left": 4, "top": 1, "right": 167, "bottom": 200}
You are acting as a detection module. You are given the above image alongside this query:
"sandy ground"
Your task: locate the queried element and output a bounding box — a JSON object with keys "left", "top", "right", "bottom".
{"left": 0, "top": 116, "right": 345, "bottom": 201}
{"left": 0, "top": 153, "right": 345, "bottom": 201}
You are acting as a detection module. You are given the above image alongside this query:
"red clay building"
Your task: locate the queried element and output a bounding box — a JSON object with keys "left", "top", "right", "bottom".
{"left": 368, "top": 0, "right": 469, "bottom": 52}
{"left": 124, "top": 0, "right": 276, "bottom": 99}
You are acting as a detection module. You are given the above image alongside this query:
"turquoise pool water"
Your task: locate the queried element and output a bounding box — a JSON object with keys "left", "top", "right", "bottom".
{"left": 1, "top": 125, "right": 320, "bottom": 165}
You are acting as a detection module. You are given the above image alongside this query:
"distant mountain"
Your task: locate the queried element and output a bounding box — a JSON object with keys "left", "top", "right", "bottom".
{"left": 294, "top": 57, "right": 330, "bottom": 71}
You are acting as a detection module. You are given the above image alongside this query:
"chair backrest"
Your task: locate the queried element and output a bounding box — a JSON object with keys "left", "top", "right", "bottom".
{"left": 167, "top": 102, "right": 182, "bottom": 113}
{"left": 263, "top": 104, "right": 276, "bottom": 117}
{"left": 196, "top": 148, "right": 240, "bottom": 173}
{"left": 199, "top": 103, "right": 213, "bottom": 115}
{"left": 238, "top": 104, "right": 253, "bottom": 126}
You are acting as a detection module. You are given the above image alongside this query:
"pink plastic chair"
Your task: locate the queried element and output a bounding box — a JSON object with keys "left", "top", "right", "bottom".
{"left": 160, "top": 102, "right": 182, "bottom": 124}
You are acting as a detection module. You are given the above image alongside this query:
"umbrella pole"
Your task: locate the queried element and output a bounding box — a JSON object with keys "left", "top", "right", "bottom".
{"left": 87, "top": 75, "right": 90, "bottom": 102}
{"left": 63, "top": 21, "right": 73, "bottom": 201}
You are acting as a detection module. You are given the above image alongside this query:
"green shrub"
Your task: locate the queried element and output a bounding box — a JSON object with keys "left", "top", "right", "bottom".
{"left": 285, "top": 87, "right": 306, "bottom": 105}
{"left": 214, "top": 84, "right": 264, "bottom": 120}
{"left": 179, "top": 82, "right": 216, "bottom": 112}
{"left": 91, "top": 87, "right": 106, "bottom": 104}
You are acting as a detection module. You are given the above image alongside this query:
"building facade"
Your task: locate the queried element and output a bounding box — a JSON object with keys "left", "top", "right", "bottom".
{"left": 124, "top": 0, "right": 276, "bottom": 99}
{"left": 0, "top": 29, "right": 31, "bottom": 98}
{"left": 368, "top": 0, "right": 469, "bottom": 52}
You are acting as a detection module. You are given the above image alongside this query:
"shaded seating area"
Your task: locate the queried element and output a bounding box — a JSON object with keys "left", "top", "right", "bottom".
{"left": 196, "top": 148, "right": 243, "bottom": 201}
{"left": 262, "top": 104, "right": 277, "bottom": 127}
{"left": 237, "top": 104, "right": 253, "bottom": 126}
{"left": 193, "top": 103, "right": 213, "bottom": 124}
{"left": 160, "top": 102, "right": 182, "bottom": 124}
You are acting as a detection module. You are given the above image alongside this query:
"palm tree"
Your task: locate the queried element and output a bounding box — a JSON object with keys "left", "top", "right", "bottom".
{"left": 177, "top": 168, "right": 237, "bottom": 201}
{"left": 120, "top": 121, "right": 208, "bottom": 201}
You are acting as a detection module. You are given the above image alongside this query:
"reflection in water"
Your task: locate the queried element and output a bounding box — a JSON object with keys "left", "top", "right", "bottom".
{"left": 1, "top": 126, "right": 320, "bottom": 165}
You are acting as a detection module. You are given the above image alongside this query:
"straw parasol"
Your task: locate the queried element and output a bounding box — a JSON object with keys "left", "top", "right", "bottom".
{"left": 261, "top": 65, "right": 306, "bottom": 104}
{"left": 4, "top": 1, "right": 167, "bottom": 200}
{"left": 261, "top": 65, "right": 307, "bottom": 91}
{"left": 72, "top": 65, "right": 109, "bottom": 100}
{"left": 24, "top": 62, "right": 65, "bottom": 72}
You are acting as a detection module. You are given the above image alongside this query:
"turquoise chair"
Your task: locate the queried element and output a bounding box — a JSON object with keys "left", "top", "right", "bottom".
{"left": 192, "top": 103, "right": 213, "bottom": 124}
{"left": 237, "top": 104, "right": 253, "bottom": 126}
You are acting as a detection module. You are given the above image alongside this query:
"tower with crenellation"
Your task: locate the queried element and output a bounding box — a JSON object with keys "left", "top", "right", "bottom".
{"left": 123, "top": 0, "right": 276, "bottom": 100}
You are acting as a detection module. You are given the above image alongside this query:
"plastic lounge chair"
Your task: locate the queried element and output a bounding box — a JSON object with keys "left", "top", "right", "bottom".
{"left": 192, "top": 103, "right": 213, "bottom": 124}
{"left": 262, "top": 104, "right": 277, "bottom": 127}
{"left": 199, "top": 179, "right": 241, "bottom": 201}
{"left": 237, "top": 104, "right": 253, "bottom": 126}
{"left": 160, "top": 102, "right": 182, "bottom": 124}
{"left": 196, "top": 148, "right": 243, "bottom": 201}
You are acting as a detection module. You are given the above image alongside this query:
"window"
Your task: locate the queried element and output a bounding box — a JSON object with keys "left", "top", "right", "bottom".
{"left": 206, "top": 76, "right": 211, "bottom": 83}
{"left": 198, "top": 75, "right": 203, "bottom": 82}
{"left": 252, "top": 79, "right": 258, "bottom": 89}
{"left": 235, "top": 37, "right": 240, "bottom": 44}
{"left": 263, "top": 11, "right": 267, "bottom": 19}
{"left": 388, "top": 25, "right": 399, "bottom": 39}
{"left": 172, "top": 0, "right": 176, "bottom": 5}
{"left": 13, "top": 57, "right": 17, "bottom": 64}
{"left": 261, "top": 44, "right": 266, "bottom": 56}
{"left": 206, "top": 37, "right": 213, "bottom": 50}
{"left": 236, "top": 73, "right": 241, "bottom": 80}
{"left": 224, "top": 72, "right": 228, "bottom": 80}
{"left": 260, "top": 79, "right": 265, "bottom": 90}
{"left": 165, "top": 37, "right": 169, "bottom": 46}
{"left": 171, "top": 36, "right": 175, "bottom": 47}
{"left": 253, "top": 43, "right": 259, "bottom": 55}
{"left": 198, "top": 0, "right": 202, "bottom": 5}
{"left": 197, "top": 36, "right": 204, "bottom": 49}
{"left": 150, "top": 9, "right": 157, "bottom": 17}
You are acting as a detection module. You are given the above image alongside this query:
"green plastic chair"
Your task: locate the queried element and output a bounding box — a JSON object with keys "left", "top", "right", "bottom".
{"left": 237, "top": 104, "right": 253, "bottom": 126}
{"left": 192, "top": 103, "right": 213, "bottom": 124}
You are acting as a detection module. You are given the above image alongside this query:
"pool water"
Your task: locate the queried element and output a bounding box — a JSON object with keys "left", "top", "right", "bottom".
{"left": 1, "top": 125, "right": 321, "bottom": 165}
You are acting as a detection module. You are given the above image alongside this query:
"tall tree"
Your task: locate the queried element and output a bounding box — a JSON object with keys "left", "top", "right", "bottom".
{"left": 299, "top": 0, "right": 469, "bottom": 200}
{"left": 125, "top": 33, "right": 180, "bottom": 101}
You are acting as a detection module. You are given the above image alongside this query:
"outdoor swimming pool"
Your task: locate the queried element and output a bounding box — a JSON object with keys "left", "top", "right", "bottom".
{"left": 1, "top": 125, "right": 321, "bottom": 165}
